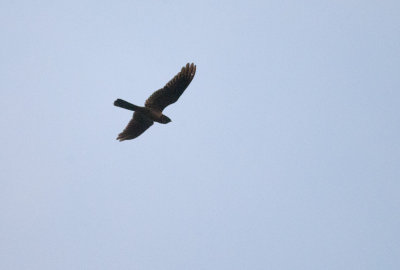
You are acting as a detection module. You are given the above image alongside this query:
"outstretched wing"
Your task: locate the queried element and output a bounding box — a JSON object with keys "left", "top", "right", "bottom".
{"left": 116, "top": 112, "right": 154, "bottom": 141}
{"left": 145, "top": 63, "right": 196, "bottom": 111}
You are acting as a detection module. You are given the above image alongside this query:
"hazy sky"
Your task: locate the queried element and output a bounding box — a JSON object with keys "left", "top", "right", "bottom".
{"left": 1, "top": 1, "right": 399, "bottom": 269}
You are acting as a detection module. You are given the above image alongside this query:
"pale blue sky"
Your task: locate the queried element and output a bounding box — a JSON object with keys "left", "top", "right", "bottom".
{"left": 1, "top": 1, "right": 399, "bottom": 269}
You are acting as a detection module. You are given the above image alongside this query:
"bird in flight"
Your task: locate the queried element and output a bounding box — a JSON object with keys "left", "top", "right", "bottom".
{"left": 114, "top": 63, "right": 196, "bottom": 141}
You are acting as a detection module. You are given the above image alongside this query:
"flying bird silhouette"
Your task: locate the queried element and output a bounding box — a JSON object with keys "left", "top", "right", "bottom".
{"left": 114, "top": 63, "right": 196, "bottom": 141}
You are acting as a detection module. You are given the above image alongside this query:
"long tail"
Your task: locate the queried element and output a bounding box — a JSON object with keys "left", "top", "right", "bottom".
{"left": 114, "top": 99, "right": 141, "bottom": 111}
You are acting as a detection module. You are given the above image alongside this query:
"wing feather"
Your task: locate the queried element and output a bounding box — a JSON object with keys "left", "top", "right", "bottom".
{"left": 145, "top": 63, "right": 196, "bottom": 111}
{"left": 116, "top": 112, "right": 154, "bottom": 141}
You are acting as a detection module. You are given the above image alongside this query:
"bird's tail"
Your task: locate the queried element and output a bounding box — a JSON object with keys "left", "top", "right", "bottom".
{"left": 114, "top": 99, "right": 140, "bottom": 111}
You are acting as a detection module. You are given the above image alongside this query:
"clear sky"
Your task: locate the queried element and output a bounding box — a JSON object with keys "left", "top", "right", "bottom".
{"left": 1, "top": 0, "right": 399, "bottom": 269}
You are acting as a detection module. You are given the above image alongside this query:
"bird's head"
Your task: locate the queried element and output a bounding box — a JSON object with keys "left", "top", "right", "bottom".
{"left": 160, "top": 115, "right": 172, "bottom": 124}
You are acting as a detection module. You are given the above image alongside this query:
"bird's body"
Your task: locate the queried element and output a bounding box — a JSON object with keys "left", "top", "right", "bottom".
{"left": 114, "top": 63, "right": 196, "bottom": 141}
{"left": 114, "top": 99, "right": 167, "bottom": 123}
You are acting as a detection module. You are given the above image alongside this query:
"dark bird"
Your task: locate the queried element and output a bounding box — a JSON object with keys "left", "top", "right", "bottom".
{"left": 114, "top": 63, "right": 196, "bottom": 141}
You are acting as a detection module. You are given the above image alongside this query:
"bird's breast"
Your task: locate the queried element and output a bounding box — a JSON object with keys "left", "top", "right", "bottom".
{"left": 145, "top": 109, "right": 163, "bottom": 122}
